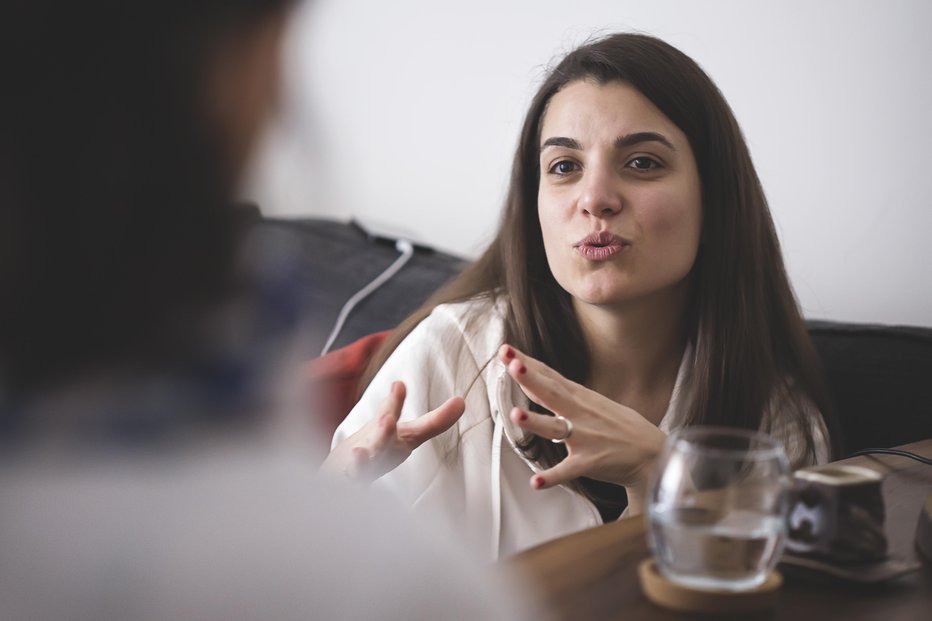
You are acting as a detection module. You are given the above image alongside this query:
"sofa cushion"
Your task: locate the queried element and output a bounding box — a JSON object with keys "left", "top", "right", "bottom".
{"left": 807, "top": 321, "right": 932, "bottom": 454}
{"left": 256, "top": 218, "right": 467, "bottom": 357}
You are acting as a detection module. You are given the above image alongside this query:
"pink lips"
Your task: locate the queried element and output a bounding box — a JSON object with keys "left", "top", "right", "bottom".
{"left": 573, "top": 231, "right": 629, "bottom": 261}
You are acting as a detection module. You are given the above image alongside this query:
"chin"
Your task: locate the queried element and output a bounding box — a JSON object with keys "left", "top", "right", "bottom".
{"left": 569, "top": 286, "right": 630, "bottom": 307}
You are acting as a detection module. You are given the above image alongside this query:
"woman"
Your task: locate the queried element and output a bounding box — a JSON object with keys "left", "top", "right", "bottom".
{"left": 326, "top": 33, "right": 834, "bottom": 559}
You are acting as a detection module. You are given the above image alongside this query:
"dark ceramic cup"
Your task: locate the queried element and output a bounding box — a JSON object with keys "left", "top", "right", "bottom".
{"left": 786, "top": 464, "right": 887, "bottom": 563}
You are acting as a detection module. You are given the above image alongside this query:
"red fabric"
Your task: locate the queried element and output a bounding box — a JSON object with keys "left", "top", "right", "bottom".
{"left": 306, "top": 331, "right": 392, "bottom": 436}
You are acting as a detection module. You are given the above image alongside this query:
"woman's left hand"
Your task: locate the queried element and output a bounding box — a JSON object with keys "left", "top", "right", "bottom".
{"left": 498, "top": 344, "right": 667, "bottom": 508}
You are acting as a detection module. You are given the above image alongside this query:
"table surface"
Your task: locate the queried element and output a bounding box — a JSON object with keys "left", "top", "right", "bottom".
{"left": 508, "top": 438, "right": 932, "bottom": 621}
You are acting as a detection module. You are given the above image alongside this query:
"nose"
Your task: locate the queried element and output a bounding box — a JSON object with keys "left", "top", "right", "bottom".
{"left": 577, "top": 168, "right": 622, "bottom": 218}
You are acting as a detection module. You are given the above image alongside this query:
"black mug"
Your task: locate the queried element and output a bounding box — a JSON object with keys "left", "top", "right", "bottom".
{"left": 786, "top": 464, "right": 887, "bottom": 563}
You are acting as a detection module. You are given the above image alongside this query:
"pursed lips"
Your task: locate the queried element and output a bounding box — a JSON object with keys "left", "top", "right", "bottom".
{"left": 573, "top": 231, "right": 630, "bottom": 260}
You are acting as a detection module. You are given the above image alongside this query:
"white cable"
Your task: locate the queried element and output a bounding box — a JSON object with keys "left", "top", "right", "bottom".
{"left": 320, "top": 239, "right": 415, "bottom": 356}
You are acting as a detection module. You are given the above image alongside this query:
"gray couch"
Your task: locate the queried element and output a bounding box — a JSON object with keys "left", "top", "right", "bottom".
{"left": 264, "top": 217, "right": 932, "bottom": 456}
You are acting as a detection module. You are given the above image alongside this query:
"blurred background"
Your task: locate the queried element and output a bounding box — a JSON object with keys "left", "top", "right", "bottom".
{"left": 245, "top": 0, "right": 932, "bottom": 328}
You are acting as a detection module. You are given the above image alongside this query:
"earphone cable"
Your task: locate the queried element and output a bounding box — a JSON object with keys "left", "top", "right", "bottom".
{"left": 319, "top": 239, "right": 414, "bottom": 356}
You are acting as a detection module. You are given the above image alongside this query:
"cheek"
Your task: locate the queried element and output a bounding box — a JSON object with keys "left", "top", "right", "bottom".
{"left": 638, "top": 187, "right": 701, "bottom": 244}
{"left": 536, "top": 195, "right": 566, "bottom": 251}
{"left": 536, "top": 198, "right": 576, "bottom": 287}
{"left": 636, "top": 191, "right": 702, "bottom": 274}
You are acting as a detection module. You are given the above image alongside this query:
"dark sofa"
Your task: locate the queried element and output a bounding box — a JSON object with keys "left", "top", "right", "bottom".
{"left": 265, "top": 217, "right": 932, "bottom": 455}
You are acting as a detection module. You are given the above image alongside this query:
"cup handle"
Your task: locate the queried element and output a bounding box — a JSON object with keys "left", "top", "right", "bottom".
{"left": 786, "top": 480, "right": 830, "bottom": 554}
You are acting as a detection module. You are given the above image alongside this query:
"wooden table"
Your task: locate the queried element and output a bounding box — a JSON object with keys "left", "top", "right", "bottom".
{"left": 508, "top": 439, "right": 932, "bottom": 620}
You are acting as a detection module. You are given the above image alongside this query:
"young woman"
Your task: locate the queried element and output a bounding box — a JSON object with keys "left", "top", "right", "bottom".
{"left": 325, "top": 33, "right": 834, "bottom": 560}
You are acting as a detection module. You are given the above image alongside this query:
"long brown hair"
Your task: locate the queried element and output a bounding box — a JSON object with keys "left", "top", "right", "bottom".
{"left": 358, "top": 33, "right": 836, "bottom": 513}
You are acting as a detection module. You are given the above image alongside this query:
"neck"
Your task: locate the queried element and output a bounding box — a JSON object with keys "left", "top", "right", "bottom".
{"left": 573, "top": 285, "right": 690, "bottom": 412}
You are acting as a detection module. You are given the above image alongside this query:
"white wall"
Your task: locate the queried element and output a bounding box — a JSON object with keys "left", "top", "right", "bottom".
{"left": 246, "top": 0, "right": 932, "bottom": 327}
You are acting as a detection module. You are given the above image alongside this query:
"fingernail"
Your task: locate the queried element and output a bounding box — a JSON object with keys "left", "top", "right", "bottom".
{"left": 518, "top": 411, "right": 528, "bottom": 422}
{"left": 532, "top": 476, "right": 545, "bottom": 490}
{"left": 518, "top": 365, "right": 527, "bottom": 375}
{"left": 504, "top": 347, "right": 515, "bottom": 360}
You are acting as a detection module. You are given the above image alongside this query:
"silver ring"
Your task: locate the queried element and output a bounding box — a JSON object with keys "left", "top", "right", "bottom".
{"left": 551, "top": 415, "right": 573, "bottom": 443}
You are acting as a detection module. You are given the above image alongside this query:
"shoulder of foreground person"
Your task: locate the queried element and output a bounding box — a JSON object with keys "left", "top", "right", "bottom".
{"left": 0, "top": 444, "right": 536, "bottom": 621}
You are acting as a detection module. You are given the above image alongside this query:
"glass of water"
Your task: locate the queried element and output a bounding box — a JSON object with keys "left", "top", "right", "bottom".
{"left": 647, "top": 426, "right": 791, "bottom": 591}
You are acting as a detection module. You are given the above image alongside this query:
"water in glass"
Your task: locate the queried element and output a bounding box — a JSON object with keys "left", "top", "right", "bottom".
{"left": 647, "top": 427, "right": 790, "bottom": 591}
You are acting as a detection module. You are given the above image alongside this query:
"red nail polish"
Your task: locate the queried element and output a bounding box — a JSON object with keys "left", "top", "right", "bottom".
{"left": 533, "top": 476, "right": 545, "bottom": 489}
{"left": 504, "top": 347, "right": 515, "bottom": 360}
{"left": 518, "top": 411, "right": 528, "bottom": 422}
{"left": 518, "top": 365, "right": 527, "bottom": 375}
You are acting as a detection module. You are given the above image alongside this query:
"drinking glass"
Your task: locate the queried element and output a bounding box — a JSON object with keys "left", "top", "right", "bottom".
{"left": 647, "top": 426, "right": 791, "bottom": 591}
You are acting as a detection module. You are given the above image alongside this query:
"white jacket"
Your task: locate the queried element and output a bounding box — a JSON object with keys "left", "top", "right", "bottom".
{"left": 332, "top": 296, "right": 828, "bottom": 560}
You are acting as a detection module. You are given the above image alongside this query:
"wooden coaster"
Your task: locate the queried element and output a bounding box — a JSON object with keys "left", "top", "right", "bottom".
{"left": 638, "top": 559, "right": 782, "bottom": 614}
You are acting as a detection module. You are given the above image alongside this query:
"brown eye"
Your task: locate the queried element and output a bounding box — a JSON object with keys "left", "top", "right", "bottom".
{"left": 549, "top": 160, "right": 579, "bottom": 175}
{"left": 628, "top": 157, "right": 659, "bottom": 171}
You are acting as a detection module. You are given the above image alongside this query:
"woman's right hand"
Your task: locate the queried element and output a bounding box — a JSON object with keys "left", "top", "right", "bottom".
{"left": 320, "top": 381, "right": 466, "bottom": 484}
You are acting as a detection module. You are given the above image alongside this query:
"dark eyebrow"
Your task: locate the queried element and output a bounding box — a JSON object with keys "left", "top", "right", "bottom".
{"left": 540, "top": 132, "right": 675, "bottom": 154}
{"left": 540, "top": 137, "right": 582, "bottom": 152}
{"left": 615, "top": 131, "right": 675, "bottom": 151}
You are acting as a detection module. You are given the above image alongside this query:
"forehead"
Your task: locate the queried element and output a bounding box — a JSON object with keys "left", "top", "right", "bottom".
{"left": 539, "top": 79, "right": 684, "bottom": 145}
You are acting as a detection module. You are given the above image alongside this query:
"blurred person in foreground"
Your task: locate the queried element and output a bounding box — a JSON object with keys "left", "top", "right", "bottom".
{"left": 0, "top": 2, "right": 526, "bottom": 619}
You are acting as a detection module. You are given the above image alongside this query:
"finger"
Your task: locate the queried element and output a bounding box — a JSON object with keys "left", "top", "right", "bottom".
{"left": 375, "top": 380, "right": 406, "bottom": 423}
{"left": 530, "top": 458, "right": 584, "bottom": 490}
{"left": 499, "top": 345, "right": 578, "bottom": 415}
{"left": 397, "top": 396, "right": 466, "bottom": 447}
{"left": 509, "top": 407, "right": 572, "bottom": 442}
{"left": 498, "top": 344, "right": 519, "bottom": 364}
{"left": 362, "top": 382, "right": 405, "bottom": 452}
